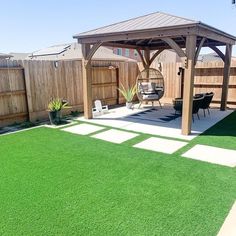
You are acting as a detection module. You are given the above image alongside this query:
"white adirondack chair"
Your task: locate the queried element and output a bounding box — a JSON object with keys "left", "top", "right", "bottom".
{"left": 92, "top": 100, "right": 108, "bottom": 116}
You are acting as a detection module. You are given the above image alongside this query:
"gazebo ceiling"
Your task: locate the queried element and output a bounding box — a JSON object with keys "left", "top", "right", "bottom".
{"left": 73, "top": 12, "right": 236, "bottom": 48}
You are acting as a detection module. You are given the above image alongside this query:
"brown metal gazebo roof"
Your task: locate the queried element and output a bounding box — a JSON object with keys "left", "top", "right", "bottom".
{"left": 74, "top": 12, "right": 236, "bottom": 48}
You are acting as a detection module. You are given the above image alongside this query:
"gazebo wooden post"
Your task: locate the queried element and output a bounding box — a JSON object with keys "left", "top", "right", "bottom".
{"left": 137, "top": 49, "right": 147, "bottom": 69}
{"left": 220, "top": 44, "right": 232, "bottom": 111}
{"left": 181, "top": 35, "right": 197, "bottom": 135}
{"left": 144, "top": 48, "right": 151, "bottom": 69}
{"left": 81, "top": 43, "right": 93, "bottom": 119}
{"left": 144, "top": 49, "right": 151, "bottom": 84}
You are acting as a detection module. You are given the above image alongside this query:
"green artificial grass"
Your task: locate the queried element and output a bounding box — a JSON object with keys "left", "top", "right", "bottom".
{"left": 0, "top": 112, "right": 236, "bottom": 236}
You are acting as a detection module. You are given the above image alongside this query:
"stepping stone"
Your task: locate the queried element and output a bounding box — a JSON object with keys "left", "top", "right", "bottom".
{"left": 62, "top": 123, "right": 104, "bottom": 135}
{"left": 91, "top": 129, "right": 139, "bottom": 144}
{"left": 133, "top": 137, "right": 188, "bottom": 154}
{"left": 217, "top": 201, "right": 236, "bottom": 236}
{"left": 182, "top": 144, "right": 236, "bottom": 167}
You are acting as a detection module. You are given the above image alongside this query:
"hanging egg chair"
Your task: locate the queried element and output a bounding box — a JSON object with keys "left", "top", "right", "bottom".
{"left": 136, "top": 68, "right": 165, "bottom": 108}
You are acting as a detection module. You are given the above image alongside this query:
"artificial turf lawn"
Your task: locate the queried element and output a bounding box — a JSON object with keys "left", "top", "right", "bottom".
{"left": 0, "top": 112, "right": 236, "bottom": 236}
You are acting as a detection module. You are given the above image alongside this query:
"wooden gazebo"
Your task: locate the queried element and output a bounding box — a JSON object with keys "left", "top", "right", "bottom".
{"left": 73, "top": 12, "right": 236, "bottom": 135}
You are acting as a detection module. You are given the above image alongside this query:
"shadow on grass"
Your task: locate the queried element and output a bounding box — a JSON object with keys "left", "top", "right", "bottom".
{"left": 199, "top": 111, "right": 236, "bottom": 137}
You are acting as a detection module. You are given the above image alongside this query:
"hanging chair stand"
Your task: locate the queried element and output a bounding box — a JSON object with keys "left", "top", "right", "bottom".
{"left": 136, "top": 68, "right": 165, "bottom": 108}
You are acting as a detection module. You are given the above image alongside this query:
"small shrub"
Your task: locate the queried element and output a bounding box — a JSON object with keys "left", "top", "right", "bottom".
{"left": 19, "top": 121, "right": 36, "bottom": 129}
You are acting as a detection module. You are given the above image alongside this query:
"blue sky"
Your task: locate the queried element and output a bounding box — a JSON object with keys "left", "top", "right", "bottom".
{"left": 1, "top": 0, "right": 236, "bottom": 55}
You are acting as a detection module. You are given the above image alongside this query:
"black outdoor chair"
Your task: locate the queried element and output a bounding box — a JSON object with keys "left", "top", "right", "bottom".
{"left": 173, "top": 95, "right": 204, "bottom": 122}
{"left": 192, "top": 96, "right": 204, "bottom": 122}
{"left": 173, "top": 98, "right": 183, "bottom": 115}
{"left": 199, "top": 92, "right": 214, "bottom": 116}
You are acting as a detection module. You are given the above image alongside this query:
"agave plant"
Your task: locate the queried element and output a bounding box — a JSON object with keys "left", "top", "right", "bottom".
{"left": 48, "top": 98, "right": 71, "bottom": 125}
{"left": 117, "top": 84, "right": 137, "bottom": 103}
{"left": 48, "top": 98, "right": 69, "bottom": 111}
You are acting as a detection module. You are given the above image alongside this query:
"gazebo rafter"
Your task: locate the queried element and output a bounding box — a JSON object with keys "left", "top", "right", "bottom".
{"left": 194, "top": 37, "right": 206, "bottom": 65}
{"left": 209, "top": 45, "right": 226, "bottom": 62}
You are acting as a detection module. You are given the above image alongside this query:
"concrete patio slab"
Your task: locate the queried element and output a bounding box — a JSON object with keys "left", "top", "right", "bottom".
{"left": 78, "top": 105, "right": 233, "bottom": 141}
{"left": 133, "top": 137, "right": 188, "bottom": 154}
{"left": 91, "top": 129, "right": 139, "bottom": 144}
{"left": 217, "top": 201, "right": 236, "bottom": 236}
{"left": 62, "top": 123, "right": 105, "bottom": 135}
{"left": 182, "top": 144, "right": 236, "bottom": 167}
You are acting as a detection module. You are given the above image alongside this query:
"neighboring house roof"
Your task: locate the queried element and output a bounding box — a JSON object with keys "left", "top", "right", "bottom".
{"left": 0, "top": 53, "right": 13, "bottom": 59}
{"left": 29, "top": 44, "right": 71, "bottom": 57}
{"left": 198, "top": 53, "right": 236, "bottom": 62}
{"left": 74, "top": 11, "right": 236, "bottom": 41}
{"left": 27, "top": 43, "right": 135, "bottom": 61}
{"left": 9, "top": 52, "right": 30, "bottom": 60}
{"left": 198, "top": 53, "right": 221, "bottom": 62}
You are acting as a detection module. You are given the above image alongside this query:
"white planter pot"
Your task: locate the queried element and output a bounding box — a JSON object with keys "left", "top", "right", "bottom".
{"left": 126, "top": 102, "right": 133, "bottom": 109}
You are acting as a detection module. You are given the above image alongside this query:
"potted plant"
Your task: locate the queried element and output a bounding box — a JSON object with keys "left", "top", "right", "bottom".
{"left": 118, "top": 84, "right": 137, "bottom": 109}
{"left": 48, "top": 98, "right": 70, "bottom": 125}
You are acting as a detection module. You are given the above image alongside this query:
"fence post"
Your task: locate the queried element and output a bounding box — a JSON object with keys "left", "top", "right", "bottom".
{"left": 22, "top": 60, "right": 34, "bottom": 122}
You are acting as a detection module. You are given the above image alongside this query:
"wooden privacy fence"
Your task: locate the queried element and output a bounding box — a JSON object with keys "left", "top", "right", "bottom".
{"left": 0, "top": 59, "right": 138, "bottom": 127}
{"left": 0, "top": 62, "right": 28, "bottom": 127}
{"left": 139, "top": 61, "right": 236, "bottom": 105}
{"left": 194, "top": 61, "right": 236, "bottom": 105}
{"left": 1, "top": 59, "right": 236, "bottom": 127}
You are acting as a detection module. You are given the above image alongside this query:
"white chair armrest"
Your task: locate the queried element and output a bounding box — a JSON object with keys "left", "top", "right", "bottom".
{"left": 102, "top": 105, "right": 108, "bottom": 110}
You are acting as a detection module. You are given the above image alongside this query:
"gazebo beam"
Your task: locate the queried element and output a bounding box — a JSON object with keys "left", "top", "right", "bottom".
{"left": 162, "top": 38, "right": 187, "bottom": 65}
{"left": 198, "top": 27, "right": 235, "bottom": 45}
{"left": 136, "top": 39, "right": 147, "bottom": 45}
{"left": 103, "top": 40, "right": 226, "bottom": 52}
{"left": 194, "top": 37, "right": 206, "bottom": 65}
{"left": 76, "top": 26, "right": 198, "bottom": 44}
{"left": 149, "top": 49, "right": 164, "bottom": 66}
{"left": 77, "top": 27, "right": 235, "bottom": 46}
{"left": 162, "top": 38, "right": 186, "bottom": 58}
{"left": 148, "top": 41, "right": 225, "bottom": 51}
{"left": 102, "top": 42, "right": 143, "bottom": 50}
{"left": 144, "top": 48, "right": 151, "bottom": 68}
{"left": 86, "top": 42, "right": 103, "bottom": 62}
{"left": 181, "top": 35, "right": 197, "bottom": 135}
{"left": 137, "top": 49, "right": 147, "bottom": 68}
{"left": 220, "top": 44, "right": 232, "bottom": 111}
